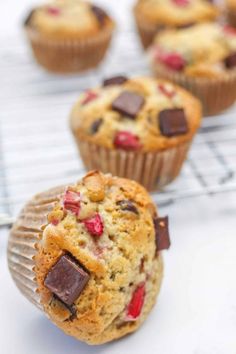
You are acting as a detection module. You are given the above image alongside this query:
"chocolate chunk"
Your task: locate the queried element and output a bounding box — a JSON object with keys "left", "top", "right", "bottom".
{"left": 224, "top": 53, "right": 236, "bottom": 69}
{"left": 90, "top": 118, "right": 103, "bottom": 134}
{"left": 154, "top": 216, "right": 170, "bottom": 251}
{"left": 44, "top": 254, "right": 90, "bottom": 306}
{"left": 91, "top": 5, "right": 107, "bottom": 26}
{"left": 103, "top": 76, "right": 128, "bottom": 87}
{"left": 112, "top": 91, "right": 145, "bottom": 119}
{"left": 24, "top": 9, "right": 35, "bottom": 26}
{"left": 159, "top": 108, "right": 188, "bottom": 137}
{"left": 117, "top": 200, "right": 139, "bottom": 215}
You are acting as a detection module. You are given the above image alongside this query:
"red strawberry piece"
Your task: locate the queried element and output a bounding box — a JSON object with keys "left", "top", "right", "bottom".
{"left": 171, "top": 0, "right": 190, "bottom": 6}
{"left": 126, "top": 283, "right": 146, "bottom": 321}
{"left": 47, "top": 6, "right": 61, "bottom": 15}
{"left": 81, "top": 91, "right": 99, "bottom": 105}
{"left": 63, "top": 190, "right": 80, "bottom": 216}
{"left": 83, "top": 213, "right": 104, "bottom": 237}
{"left": 158, "top": 83, "right": 176, "bottom": 98}
{"left": 223, "top": 25, "right": 236, "bottom": 36}
{"left": 114, "top": 131, "right": 141, "bottom": 151}
{"left": 157, "top": 51, "right": 186, "bottom": 71}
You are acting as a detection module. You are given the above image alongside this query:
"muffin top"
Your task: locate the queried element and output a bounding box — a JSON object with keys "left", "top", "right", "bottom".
{"left": 24, "top": 0, "right": 114, "bottom": 39}
{"left": 150, "top": 23, "right": 236, "bottom": 78}
{"left": 70, "top": 76, "right": 202, "bottom": 152}
{"left": 15, "top": 170, "right": 168, "bottom": 343}
{"left": 134, "top": 0, "right": 219, "bottom": 27}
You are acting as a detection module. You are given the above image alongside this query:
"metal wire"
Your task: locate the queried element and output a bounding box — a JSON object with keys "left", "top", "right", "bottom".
{"left": 0, "top": 31, "right": 236, "bottom": 227}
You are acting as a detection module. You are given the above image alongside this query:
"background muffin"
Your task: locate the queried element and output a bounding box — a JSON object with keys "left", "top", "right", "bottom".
{"left": 134, "top": 0, "right": 219, "bottom": 48}
{"left": 70, "top": 76, "right": 202, "bottom": 191}
{"left": 149, "top": 22, "right": 236, "bottom": 115}
{"left": 225, "top": 0, "right": 236, "bottom": 27}
{"left": 24, "top": 0, "right": 115, "bottom": 73}
{"left": 8, "top": 171, "right": 170, "bottom": 345}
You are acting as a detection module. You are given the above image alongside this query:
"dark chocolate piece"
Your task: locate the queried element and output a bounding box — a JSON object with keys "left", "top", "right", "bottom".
{"left": 112, "top": 91, "right": 145, "bottom": 119}
{"left": 154, "top": 216, "right": 171, "bottom": 251}
{"left": 117, "top": 200, "right": 139, "bottom": 215}
{"left": 224, "top": 53, "right": 236, "bottom": 69}
{"left": 91, "top": 5, "right": 107, "bottom": 26}
{"left": 159, "top": 108, "right": 188, "bottom": 137}
{"left": 24, "top": 9, "right": 35, "bottom": 26}
{"left": 44, "top": 254, "right": 90, "bottom": 306}
{"left": 90, "top": 118, "right": 103, "bottom": 134}
{"left": 103, "top": 76, "right": 128, "bottom": 87}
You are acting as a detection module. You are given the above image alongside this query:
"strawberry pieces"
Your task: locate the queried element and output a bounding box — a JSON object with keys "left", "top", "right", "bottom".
{"left": 157, "top": 51, "right": 186, "bottom": 71}
{"left": 171, "top": 0, "right": 190, "bottom": 7}
{"left": 223, "top": 25, "right": 236, "bottom": 36}
{"left": 83, "top": 213, "right": 104, "bottom": 237}
{"left": 46, "top": 6, "right": 61, "bottom": 15}
{"left": 63, "top": 190, "right": 81, "bottom": 216}
{"left": 158, "top": 83, "right": 176, "bottom": 98}
{"left": 126, "top": 283, "right": 146, "bottom": 321}
{"left": 81, "top": 91, "right": 99, "bottom": 105}
{"left": 114, "top": 131, "right": 141, "bottom": 151}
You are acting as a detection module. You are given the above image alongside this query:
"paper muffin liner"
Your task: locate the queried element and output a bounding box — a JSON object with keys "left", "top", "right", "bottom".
{"left": 7, "top": 186, "right": 64, "bottom": 311}
{"left": 76, "top": 139, "right": 192, "bottom": 191}
{"left": 149, "top": 60, "right": 236, "bottom": 116}
{"left": 134, "top": 7, "right": 161, "bottom": 49}
{"left": 25, "top": 24, "right": 114, "bottom": 73}
{"left": 227, "top": 9, "right": 236, "bottom": 27}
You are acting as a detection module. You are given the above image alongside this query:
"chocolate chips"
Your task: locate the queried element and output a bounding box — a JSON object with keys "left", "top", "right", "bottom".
{"left": 44, "top": 254, "right": 90, "bottom": 306}
{"left": 91, "top": 5, "right": 107, "bottom": 26}
{"left": 90, "top": 118, "right": 103, "bottom": 134}
{"left": 117, "top": 200, "right": 139, "bottom": 215}
{"left": 112, "top": 91, "right": 145, "bottom": 119}
{"left": 224, "top": 53, "right": 236, "bottom": 69}
{"left": 159, "top": 108, "right": 188, "bottom": 137}
{"left": 103, "top": 76, "right": 128, "bottom": 87}
{"left": 154, "top": 216, "right": 171, "bottom": 251}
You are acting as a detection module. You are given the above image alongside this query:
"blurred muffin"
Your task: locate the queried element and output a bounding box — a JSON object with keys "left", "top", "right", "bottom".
{"left": 134, "top": 0, "right": 219, "bottom": 48}
{"left": 225, "top": 0, "right": 236, "bottom": 27}
{"left": 24, "top": 0, "right": 115, "bottom": 73}
{"left": 70, "top": 76, "right": 202, "bottom": 190}
{"left": 149, "top": 22, "right": 236, "bottom": 115}
{"left": 8, "top": 171, "right": 170, "bottom": 345}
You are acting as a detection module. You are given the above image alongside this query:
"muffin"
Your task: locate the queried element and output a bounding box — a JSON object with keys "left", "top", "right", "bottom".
{"left": 149, "top": 22, "right": 236, "bottom": 115}
{"left": 24, "top": 0, "right": 115, "bottom": 73}
{"left": 134, "top": 0, "right": 219, "bottom": 48}
{"left": 70, "top": 76, "right": 202, "bottom": 191}
{"left": 225, "top": 0, "right": 236, "bottom": 27}
{"left": 8, "top": 171, "right": 170, "bottom": 345}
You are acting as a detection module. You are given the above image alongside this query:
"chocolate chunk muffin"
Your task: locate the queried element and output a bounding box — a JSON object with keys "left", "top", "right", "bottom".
{"left": 149, "top": 22, "right": 236, "bottom": 115}
{"left": 24, "top": 0, "right": 115, "bottom": 73}
{"left": 134, "top": 0, "right": 219, "bottom": 48}
{"left": 70, "top": 76, "right": 202, "bottom": 190}
{"left": 8, "top": 171, "right": 169, "bottom": 345}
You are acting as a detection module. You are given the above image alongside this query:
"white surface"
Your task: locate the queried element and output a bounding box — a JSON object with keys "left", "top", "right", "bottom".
{"left": 1, "top": 1, "right": 236, "bottom": 354}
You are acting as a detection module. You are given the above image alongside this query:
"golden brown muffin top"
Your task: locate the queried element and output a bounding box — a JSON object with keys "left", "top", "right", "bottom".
{"left": 149, "top": 23, "right": 236, "bottom": 78}
{"left": 70, "top": 76, "right": 202, "bottom": 152}
{"left": 134, "top": 0, "right": 219, "bottom": 27}
{"left": 24, "top": 0, "right": 114, "bottom": 40}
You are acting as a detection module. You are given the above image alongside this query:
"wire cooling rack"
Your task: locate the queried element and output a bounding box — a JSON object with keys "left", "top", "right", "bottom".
{"left": 0, "top": 27, "right": 236, "bottom": 227}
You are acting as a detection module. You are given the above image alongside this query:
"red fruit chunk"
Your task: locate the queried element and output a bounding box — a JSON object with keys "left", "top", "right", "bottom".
{"left": 158, "top": 83, "right": 176, "bottom": 98}
{"left": 81, "top": 91, "right": 99, "bottom": 105}
{"left": 157, "top": 51, "right": 186, "bottom": 71}
{"left": 47, "top": 6, "right": 61, "bottom": 15}
{"left": 223, "top": 25, "right": 236, "bottom": 36}
{"left": 63, "top": 190, "right": 80, "bottom": 216}
{"left": 114, "top": 131, "right": 141, "bottom": 151}
{"left": 83, "top": 213, "right": 104, "bottom": 237}
{"left": 172, "top": 0, "right": 190, "bottom": 6}
{"left": 126, "top": 283, "right": 146, "bottom": 321}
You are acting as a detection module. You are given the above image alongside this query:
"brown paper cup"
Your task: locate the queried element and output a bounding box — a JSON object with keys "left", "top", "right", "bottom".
{"left": 227, "top": 10, "right": 236, "bottom": 27}
{"left": 76, "top": 139, "right": 192, "bottom": 191}
{"left": 149, "top": 59, "right": 236, "bottom": 116}
{"left": 25, "top": 24, "right": 114, "bottom": 74}
{"left": 134, "top": 7, "right": 160, "bottom": 49}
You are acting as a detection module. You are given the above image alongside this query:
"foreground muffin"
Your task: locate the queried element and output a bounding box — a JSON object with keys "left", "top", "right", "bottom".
{"left": 70, "top": 76, "right": 202, "bottom": 190}
{"left": 24, "top": 0, "right": 115, "bottom": 73}
{"left": 149, "top": 22, "right": 236, "bottom": 115}
{"left": 225, "top": 0, "right": 236, "bottom": 27}
{"left": 8, "top": 171, "right": 170, "bottom": 345}
{"left": 134, "top": 0, "right": 219, "bottom": 48}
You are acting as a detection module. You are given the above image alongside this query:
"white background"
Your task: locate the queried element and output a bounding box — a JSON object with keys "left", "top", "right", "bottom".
{"left": 1, "top": 1, "right": 236, "bottom": 354}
